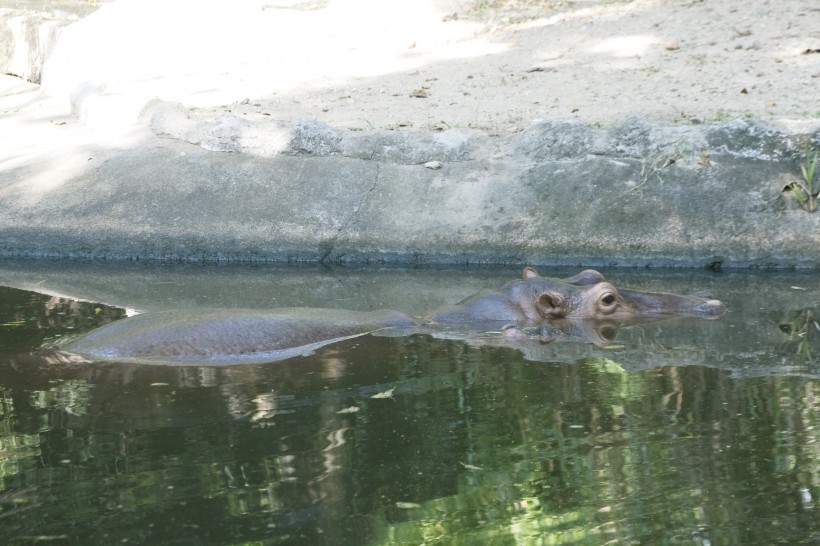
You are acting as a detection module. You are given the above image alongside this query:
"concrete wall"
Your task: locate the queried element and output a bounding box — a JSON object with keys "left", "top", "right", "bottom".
{"left": 2, "top": 104, "right": 819, "bottom": 268}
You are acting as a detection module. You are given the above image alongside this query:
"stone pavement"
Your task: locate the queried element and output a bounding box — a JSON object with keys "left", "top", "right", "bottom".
{"left": 1, "top": 0, "right": 819, "bottom": 268}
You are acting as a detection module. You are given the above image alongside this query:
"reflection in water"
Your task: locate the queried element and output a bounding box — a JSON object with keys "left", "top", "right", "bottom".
{"left": 780, "top": 309, "right": 819, "bottom": 361}
{"left": 0, "top": 285, "right": 819, "bottom": 545}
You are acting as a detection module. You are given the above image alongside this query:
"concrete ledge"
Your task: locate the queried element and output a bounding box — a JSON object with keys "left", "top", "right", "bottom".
{"left": 1, "top": 107, "right": 818, "bottom": 269}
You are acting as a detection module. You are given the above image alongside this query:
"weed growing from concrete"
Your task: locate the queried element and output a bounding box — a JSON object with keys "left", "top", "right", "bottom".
{"left": 785, "top": 148, "right": 818, "bottom": 212}
{"left": 779, "top": 309, "right": 818, "bottom": 361}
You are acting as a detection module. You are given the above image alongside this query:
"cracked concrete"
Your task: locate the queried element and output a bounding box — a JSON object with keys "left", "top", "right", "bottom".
{"left": 318, "top": 178, "right": 372, "bottom": 263}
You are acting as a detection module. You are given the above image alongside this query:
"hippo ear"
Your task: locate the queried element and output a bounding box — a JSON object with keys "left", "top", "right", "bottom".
{"left": 536, "top": 291, "right": 566, "bottom": 318}
{"left": 564, "top": 269, "right": 606, "bottom": 286}
{"left": 523, "top": 267, "right": 539, "bottom": 279}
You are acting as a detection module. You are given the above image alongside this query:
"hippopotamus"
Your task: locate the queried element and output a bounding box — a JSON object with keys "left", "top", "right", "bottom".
{"left": 54, "top": 267, "right": 724, "bottom": 365}
{"left": 56, "top": 308, "right": 416, "bottom": 365}
{"left": 426, "top": 267, "right": 724, "bottom": 328}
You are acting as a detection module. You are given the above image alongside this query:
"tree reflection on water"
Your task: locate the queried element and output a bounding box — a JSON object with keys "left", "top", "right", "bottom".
{"left": 0, "top": 285, "right": 818, "bottom": 545}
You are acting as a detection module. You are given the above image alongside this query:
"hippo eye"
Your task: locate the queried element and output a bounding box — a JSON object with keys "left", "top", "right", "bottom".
{"left": 601, "top": 293, "right": 617, "bottom": 307}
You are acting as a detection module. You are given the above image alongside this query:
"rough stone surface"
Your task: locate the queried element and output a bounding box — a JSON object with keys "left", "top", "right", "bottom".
{"left": 2, "top": 112, "right": 818, "bottom": 268}
{"left": 0, "top": 2, "right": 99, "bottom": 83}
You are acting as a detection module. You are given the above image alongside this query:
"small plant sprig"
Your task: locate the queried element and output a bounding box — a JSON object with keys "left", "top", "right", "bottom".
{"left": 779, "top": 309, "right": 818, "bottom": 361}
{"left": 785, "top": 148, "right": 818, "bottom": 212}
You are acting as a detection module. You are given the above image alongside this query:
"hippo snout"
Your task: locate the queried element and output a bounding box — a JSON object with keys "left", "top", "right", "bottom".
{"left": 697, "top": 299, "right": 726, "bottom": 317}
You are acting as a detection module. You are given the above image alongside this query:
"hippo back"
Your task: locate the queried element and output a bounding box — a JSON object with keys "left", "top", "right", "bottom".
{"left": 58, "top": 307, "right": 416, "bottom": 365}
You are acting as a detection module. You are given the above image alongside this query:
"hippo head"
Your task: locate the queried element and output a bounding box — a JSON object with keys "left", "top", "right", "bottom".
{"left": 522, "top": 267, "right": 725, "bottom": 321}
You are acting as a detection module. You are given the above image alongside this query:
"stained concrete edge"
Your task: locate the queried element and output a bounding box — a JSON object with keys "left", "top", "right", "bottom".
{"left": 2, "top": 103, "right": 819, "bottom": 269}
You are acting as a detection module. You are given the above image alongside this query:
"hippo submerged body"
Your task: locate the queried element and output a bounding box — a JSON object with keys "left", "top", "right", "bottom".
{"left": 58, "top": 308, "right": 416, "bottom": 365}
{"left": 55, "top": 268, "right": 724, "bottom": 365}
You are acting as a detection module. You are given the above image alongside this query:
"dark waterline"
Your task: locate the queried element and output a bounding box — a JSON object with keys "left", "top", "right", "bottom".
{"left": 0, "top": 264, "right": 818, "bottom": 545}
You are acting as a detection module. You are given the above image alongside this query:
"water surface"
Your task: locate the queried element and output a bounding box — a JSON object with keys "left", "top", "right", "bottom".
{"left": 0, "top": 264, "right": 818, "bottom": 545}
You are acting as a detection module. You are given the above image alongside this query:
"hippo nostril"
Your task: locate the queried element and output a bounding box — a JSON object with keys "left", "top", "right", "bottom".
{"left": 699, "top": 299, "right": 726, "bottom": 316}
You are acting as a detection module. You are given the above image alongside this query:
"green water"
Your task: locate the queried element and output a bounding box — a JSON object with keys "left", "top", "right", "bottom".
{"left": 0, "top": 269, "right": 819, "bottom": 545}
